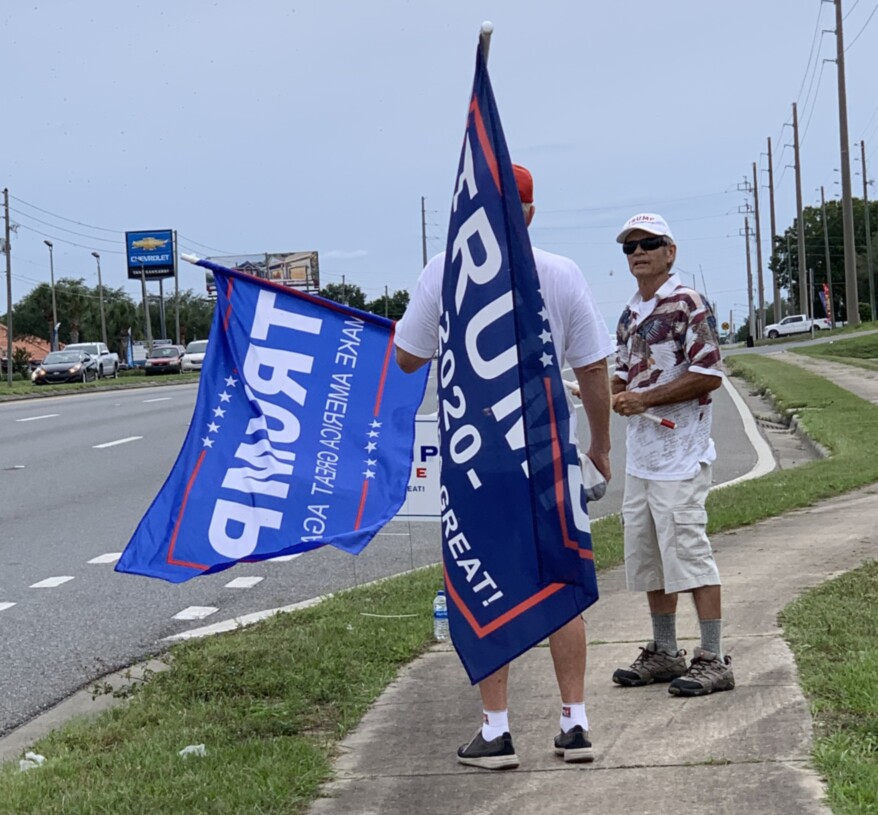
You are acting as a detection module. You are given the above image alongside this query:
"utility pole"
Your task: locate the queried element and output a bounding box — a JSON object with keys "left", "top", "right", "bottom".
{"left": 384, "top": 284, "right": 389, "bottom": 319}
{"left": 834, "top": 0, "right": 860, "bottom": 325}
{"left": 174, "top": 229, "right": 181, "bottom": 345}
{"left": 745, "top": 217, "right": 756, "bottom": 341}
{"left": 91, "top": 252, "right": 108, "bottom": 347}
{"left": 752, "top": 161, "right": 765, "bottom": 337}
{"left": 792, "top": 102, "right": 808, "bottom": 314}
{"left": 421, "top": 196, "right": 428, "bottom": 267}
{"left": 820, "top": 186, "right": 835, "bottom": 326}
{"left": 767, "top": 137, "right": 782, "bottom": 322}
{"left": 43, "top": 240, "right": 59, "bottom": 349}
{"left": 861, "top": 140, "right": 875, "bottom": 320}
{"left": 341, "top": 274, "right": 347, "bottom": 306}
{"left": 3, "top": 189, "right": 12, "bottom": 386}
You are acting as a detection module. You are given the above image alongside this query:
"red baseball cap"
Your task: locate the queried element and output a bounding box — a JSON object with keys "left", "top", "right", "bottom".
{"left": 512, "top": 164, "right": 533, "bottom": 204}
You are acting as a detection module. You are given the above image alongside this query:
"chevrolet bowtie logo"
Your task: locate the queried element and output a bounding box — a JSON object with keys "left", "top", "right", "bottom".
{"left": 132, "top": 237, "right": 169, "bottom": 251}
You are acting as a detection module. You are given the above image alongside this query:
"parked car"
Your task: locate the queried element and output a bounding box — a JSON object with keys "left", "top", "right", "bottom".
{"left": 181, "top": 339, "right": 209, "bottom": 372}
{"left": 31, "top": 351, "right": 99, "bottom": 384}
{"left": 144, "top": 345, "right": 186, "bottom": 375}
{"left": 763, "top": 314, "right": 831, "bottom": 339}
{"left": 62, "top": 342, "right": 119, "bottom": 378}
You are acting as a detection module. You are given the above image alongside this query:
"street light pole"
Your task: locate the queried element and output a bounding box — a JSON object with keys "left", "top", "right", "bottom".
{"left": 91, "top": 251, "right": 108, "bottom": 348}
{"left": 43, "top": 240, "right": 58, "bottom": 350}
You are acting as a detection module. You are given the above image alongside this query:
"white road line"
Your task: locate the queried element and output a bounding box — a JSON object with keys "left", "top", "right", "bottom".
{"left": 143, "top": 397, "right": 171, "bottom": 403}
{"left": 0, "top": 602, "right": 16, "bottom": 612}
{"left": 30, "top": 576, "right": 74, "bottom": 589}
{"left": 268, "top": 554, "right": 302, "bottom": 563}
{"left": 93, "top": 436, "right": 143, "bottom": 449}
{"left": 225, "top": 576, "right": 264, "bottom": 589}
{"left": 173, "top": 606, "right": 218, "bottom": 621}
{"left": 714, "top": 377, "right": 777, "bottom": 488}
{"left": 16, "top": 414, "right": 59, "bottom": 423}
{"left": 88, "top": 553, "right": 121, "bottom": 564}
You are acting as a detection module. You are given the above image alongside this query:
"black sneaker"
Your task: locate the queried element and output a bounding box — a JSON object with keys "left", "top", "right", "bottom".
{"left": 457, "top": 730, "right": 519, "bottom": 770}
{"left": 553, "top": 725, "right": 594, "bottom": 763}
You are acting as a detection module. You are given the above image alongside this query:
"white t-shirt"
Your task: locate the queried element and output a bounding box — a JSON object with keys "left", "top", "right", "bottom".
{"left": 615, "top": 276, "right": 723, "bottom": 480}
{"left": 396, "top": 247, "right": 613, "bottom": 372}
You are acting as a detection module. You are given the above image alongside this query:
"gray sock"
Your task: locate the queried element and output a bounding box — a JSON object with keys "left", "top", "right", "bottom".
{"left": 699, "top": 619, "right": 723, "bottom": 658}
{"left": 651, "top": 613, "right": 678, "bottom": 654}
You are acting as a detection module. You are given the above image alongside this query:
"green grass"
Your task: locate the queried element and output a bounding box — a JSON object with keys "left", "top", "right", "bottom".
{"left": 0, "top": 369, "right": 201, "bottom": 398}
{"left": 1, "top": 354, "right": 877, "bottom": 813}
{"left": 793, "top": 333, "right": 878, "bottom": 372}
{"left": 781, "top": 562, "right": 878, "bottom": 814}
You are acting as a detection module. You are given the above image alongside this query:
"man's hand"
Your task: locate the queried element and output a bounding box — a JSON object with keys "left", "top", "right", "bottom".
{"left": 612, "top": 390, "right": 647, "bottom": 417}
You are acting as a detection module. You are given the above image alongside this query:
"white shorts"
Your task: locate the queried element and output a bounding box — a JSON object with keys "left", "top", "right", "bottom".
{"left": 622, "top": 463, "right": 721, "bottom": 593}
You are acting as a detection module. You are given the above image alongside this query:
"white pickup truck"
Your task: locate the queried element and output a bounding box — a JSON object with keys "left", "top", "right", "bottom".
{"left": 763, "top": 314, "right": 831, "bottom": 339}
{"left": 62, "top": 342, "right": 120, "bottom": 379}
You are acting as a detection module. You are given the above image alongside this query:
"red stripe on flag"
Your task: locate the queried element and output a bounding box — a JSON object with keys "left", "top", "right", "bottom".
{"left": 354, "top": 481, "right": 369, "bottom": 530}
{"left": 222, "top": 277, "right": 234, "bottom": 332}
{"left": 444, "top": 565, "right": 566, "bottom": 639}
{"left": 373, "top": 330, "right": 395, "bottom": 416}
{"left": 469, "top": 96, "right": 500, "bottom": 193}
{"left": 544, "top": 378, "right": 593, "bottom": 560}
{"left": 166, "top": 449, "right": 209, "bottom": 570}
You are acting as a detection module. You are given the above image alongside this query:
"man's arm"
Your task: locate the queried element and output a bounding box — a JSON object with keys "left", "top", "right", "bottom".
{"left": 573, "top": 357, "right": 612, "bottom": 481}
{"left": 395, "top": 347, "right": 432, "bottom": 374}
{"left": 611, "top": 370, "right": 721, "bottom": 416}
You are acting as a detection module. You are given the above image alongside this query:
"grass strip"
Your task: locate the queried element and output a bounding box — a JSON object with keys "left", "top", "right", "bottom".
{"left": 780, "top": 561, "right": 878, "bottom": 814}
{"left": 1, "top": 354, "right": 877, "bottom": 813}
{"left": 793, "top": 333, "right": 878, "bottom": 372}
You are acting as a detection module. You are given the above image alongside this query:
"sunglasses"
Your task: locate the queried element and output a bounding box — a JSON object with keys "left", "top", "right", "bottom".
{"left": 622, "top": 235, "right": 668, "bottom": 255}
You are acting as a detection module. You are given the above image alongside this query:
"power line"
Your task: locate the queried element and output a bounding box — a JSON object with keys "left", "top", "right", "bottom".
{"left": 10, "top": 195, "right": 121, "bottom": 234}
{"left": 844, "top": 0, "right": 862, "bottom": 18}
{"left": 10, "top": 208, "right": 123, "bottom": 246}
{"left": 845, "top": 1, "right": 878, "bottom": 50}
{"left": 795, "top": 3, "right": 827, "bottom": 105}
{"left": 801, "top": 61, "right": 828, "bottom": 143}
{"left": 15, "top": 223, "right": 126, "bottom": 254}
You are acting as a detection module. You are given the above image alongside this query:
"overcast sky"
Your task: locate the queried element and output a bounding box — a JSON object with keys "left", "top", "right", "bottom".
{"left": 2, "top": 1, "right": 877, "bottom": 334}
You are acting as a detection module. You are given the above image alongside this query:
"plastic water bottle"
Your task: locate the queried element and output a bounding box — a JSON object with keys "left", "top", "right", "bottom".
{"left": 433, "top": 590, "right": 449, "bottom": 641}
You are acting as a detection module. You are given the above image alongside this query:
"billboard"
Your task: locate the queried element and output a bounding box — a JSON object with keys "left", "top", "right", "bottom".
{"left": 125, "top": 230, "right": 176, "bottom": 280}
{"left": 205, "top": 252, "right": 319, "bottom": 297}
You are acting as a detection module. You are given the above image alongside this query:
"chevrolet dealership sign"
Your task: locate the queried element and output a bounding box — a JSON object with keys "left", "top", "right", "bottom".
{"left": 125, "top": 229, "right": 175, "bottom": 280}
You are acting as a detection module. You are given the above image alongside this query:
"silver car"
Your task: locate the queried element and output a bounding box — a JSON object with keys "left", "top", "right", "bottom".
{"left": 181, "top": 339, "right": 209, "bottom": 372}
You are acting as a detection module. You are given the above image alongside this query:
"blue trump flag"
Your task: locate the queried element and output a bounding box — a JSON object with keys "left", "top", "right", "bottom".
{"left": 117, "top": 261, "right": 428, "bottom": 583}
{"left": 440, "top": 45, "right": 598, "bottom": 683}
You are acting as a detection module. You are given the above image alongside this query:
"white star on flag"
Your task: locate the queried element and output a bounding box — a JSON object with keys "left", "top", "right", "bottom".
{"left": 367, "top": 430, "right": 380, "bottom": 438}
{"left": 219, "top": 391, "right": 232, "bottom": 403}
{"left": 363, "top": 470, "right": 376, "bottom": 479}
{"left": 225, "top": 376, "right": 238, "bottom": 387}
{"left": 213, "top": 406, "right": 226, "bottom": 418}
{"left": 365, "top": 458, "right": 377, "bottom": 466}
{"left": 538, "top": 307, "right": 549, "bottom": 322}
{"left": 201, "top": 436, "right": 214, "bottom": 448}
{"left": 539, "top": 329, "right": 552, "bottom": 344}
{"left": 207, "top": 422, "right": 220, "bottom": 434}
{"left": 540, "top": 352, "right": 554, "bottom": 367}
{"left": 370, "top": 420, "right": 382, "bottom": 428}
{"left": 365, "top": 441, "right": 377, "bottom": 452}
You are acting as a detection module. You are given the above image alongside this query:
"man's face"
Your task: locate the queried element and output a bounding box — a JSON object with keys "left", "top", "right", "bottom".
{"left": 623, "top": 229, "right": 676, "bottom": 284}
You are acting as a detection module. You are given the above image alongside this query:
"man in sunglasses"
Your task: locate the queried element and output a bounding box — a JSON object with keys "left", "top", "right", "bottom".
{"left": 610, "top": 213, "right": 734, "bottom": 697}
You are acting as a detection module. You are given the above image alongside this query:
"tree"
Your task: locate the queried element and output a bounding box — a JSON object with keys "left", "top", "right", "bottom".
{"left": 365, "top": 289, "right": 410, "bottom": 321}
{"left": 771, "top": 197, "right": 878, "bottom": 322}
{"left": 319, "top": 282, "right": 367, "bottom": 310}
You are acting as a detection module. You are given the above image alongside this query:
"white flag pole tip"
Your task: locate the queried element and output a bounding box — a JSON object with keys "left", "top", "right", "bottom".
{"left": 480, "top": 20, "right": 494, "bottom": 35}
{"left": 479, "top": 21, "right": 493, "bottom": 61}
{"left": 181, "top": 253, "right": 201, "bottom": 265}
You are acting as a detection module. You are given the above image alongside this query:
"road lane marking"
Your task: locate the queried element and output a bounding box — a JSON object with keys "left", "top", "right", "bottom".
{"left": 225, "top": 576, "right": 264, "bottom": 589}
{"left": 93, "top": 436, "right": 143, "bottom": 449}
{"left": 30, "top": 576, "right": 74, "bottom": 588}
{"left": 143, "top": 397, "right": 171, "bottom": 403}
{"left": 0, "top": 602, "right": 16, "bottom": 612}
{"left": 173, "top": 606, "right": 218, "bottom": 621}
{"left": 89, "top": 553, "right": 121, "bottom": 564}
{"left": 16, "top": 414, "right": 59, "bottom": 422}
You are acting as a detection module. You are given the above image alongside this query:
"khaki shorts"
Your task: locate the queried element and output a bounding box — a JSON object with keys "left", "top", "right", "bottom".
{"left": 622, "top": 463, "right": 721, "bottom": 593}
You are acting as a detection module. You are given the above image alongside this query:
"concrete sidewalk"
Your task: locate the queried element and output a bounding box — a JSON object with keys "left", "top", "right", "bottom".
{"left": 309, "top": 486, "right": 878, "bottom": 815}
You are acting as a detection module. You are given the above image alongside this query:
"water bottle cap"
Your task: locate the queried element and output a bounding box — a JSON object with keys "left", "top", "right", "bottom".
{"left": 436, "top": 590, "right": 445, "bottom": 596}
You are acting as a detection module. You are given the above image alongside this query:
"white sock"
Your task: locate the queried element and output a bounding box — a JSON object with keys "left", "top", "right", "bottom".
{"left": 560, "top": 702, "right": 588, "bottom": 733}
{"left": 481, "top": 709, "right": 509, "bottom": 740}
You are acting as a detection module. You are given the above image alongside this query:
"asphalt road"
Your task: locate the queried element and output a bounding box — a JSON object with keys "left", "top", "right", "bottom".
{"left": 0, "top": 368, "right": 756, "bottom": 737}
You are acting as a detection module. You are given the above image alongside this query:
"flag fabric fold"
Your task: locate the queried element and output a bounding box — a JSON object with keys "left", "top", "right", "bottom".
{"left": 440, "top": 45, "right": 599, "bottom": 684}
{"left": 117, "top": 261, "right": 428, "bottom": 583}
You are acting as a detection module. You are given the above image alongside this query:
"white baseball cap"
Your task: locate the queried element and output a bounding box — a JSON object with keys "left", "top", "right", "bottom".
{"left": 616, "top": 213, "right": 675, "bottom": 244}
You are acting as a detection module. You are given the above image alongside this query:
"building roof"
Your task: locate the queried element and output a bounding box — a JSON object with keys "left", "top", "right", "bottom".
{"left": 0, "top": 322, "right": 52, "bottom": 361}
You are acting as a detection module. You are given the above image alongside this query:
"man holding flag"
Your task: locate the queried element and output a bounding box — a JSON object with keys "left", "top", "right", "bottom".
{"left": 395, "top": 160, "right": 612, "bottom": 768}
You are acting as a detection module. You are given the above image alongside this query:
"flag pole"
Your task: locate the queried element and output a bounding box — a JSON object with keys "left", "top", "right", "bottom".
{"left": 479, "top": 20, "right": 493, "bottom": 62}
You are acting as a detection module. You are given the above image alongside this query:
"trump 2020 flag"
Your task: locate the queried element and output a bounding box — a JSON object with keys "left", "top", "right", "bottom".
{"left": 440, "top": 44, "right": 598, "bottom": 683}
{"left": 117, "top": 261, "right": 428, "bottom": 583}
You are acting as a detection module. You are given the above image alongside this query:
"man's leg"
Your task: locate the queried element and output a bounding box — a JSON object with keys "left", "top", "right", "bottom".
{"left": 549, "top": 616, "right": 594, "bottom": 763}
{"left": 457, "top": 664, "right": 519, "bottom": 770}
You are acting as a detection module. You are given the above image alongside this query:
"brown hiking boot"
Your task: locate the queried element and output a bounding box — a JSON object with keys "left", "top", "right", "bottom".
{"left": 612, "top": 641, "right": 688, "bottom": 687}
{"left": 668, "top": 647, "right": 735, "bottom": 697}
